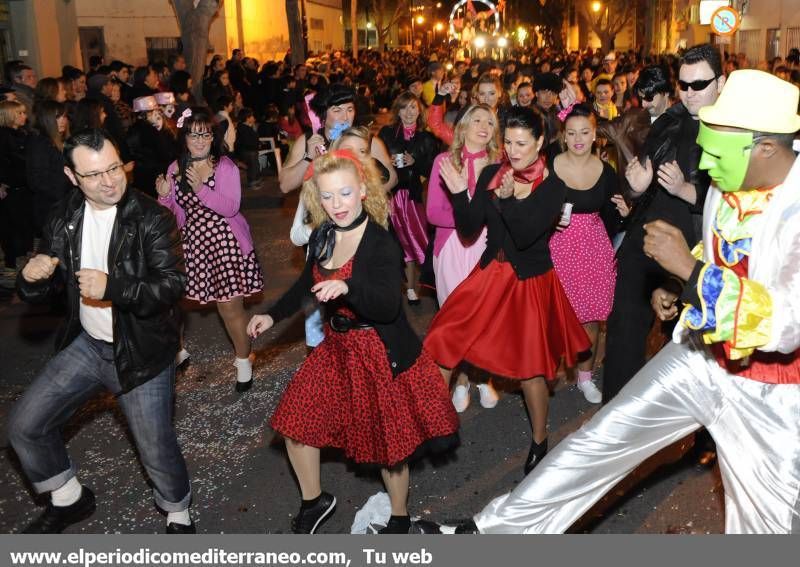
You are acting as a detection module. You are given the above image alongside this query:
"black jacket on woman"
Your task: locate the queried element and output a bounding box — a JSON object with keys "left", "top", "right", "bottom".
{"left": 17, "top": 186, "right": 186, "bottom": 392}
{"left": 266, "top": 220, "right": 421, "bottom": 376}
{"left": 25, "top": 133, "right": 75, "bottom": 234}
{"left": 126, "top": 120, "right": 178, "bottom": 198}
{"left": 452, "top": 163, "right": 566, "bottom": 280}
{"left": 377, "top": 125, "right": 438, "bottom": 202}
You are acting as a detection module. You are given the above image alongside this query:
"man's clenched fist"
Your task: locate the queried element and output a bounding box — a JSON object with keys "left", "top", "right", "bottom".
{"left": 75, "top": 269, "right": 108, "bottom": 300}
{"left": 21, "top": 255, "right": 59, "bottom": 283}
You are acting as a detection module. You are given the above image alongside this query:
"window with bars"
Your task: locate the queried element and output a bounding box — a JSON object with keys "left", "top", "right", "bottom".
{"left": 310, "top": 18, "right": 324, "bottom": 31}
{"left": 785, "top": 27, "right": 800, "bottom": 57}
{"left": 766, "top": 28, "right": 780, "bottom": 61}
{"left": 145, "top": 37, "right": 182, "bottom": 64}
{"left": 736, "top": 29, "right": 762, "bottom": 66}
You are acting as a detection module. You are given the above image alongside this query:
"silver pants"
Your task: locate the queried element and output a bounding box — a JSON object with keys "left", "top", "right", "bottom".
{"left": 474, "top": 338, "right": 800, "bottom": 533}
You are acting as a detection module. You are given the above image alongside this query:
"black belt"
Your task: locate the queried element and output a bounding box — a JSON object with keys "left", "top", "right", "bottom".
{"left": 329, "top": 314, "right": 373, "bottom": 332}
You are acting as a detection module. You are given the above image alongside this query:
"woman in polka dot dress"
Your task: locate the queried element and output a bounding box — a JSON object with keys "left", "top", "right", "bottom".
{"left": 546, "top": 104, "right": 629, "bottom": 403}
{"left": 156, "top": 107, "right": 263, "bottom": 392}
{"left": 248, "top": 150, "right": 458, "bottom": 534}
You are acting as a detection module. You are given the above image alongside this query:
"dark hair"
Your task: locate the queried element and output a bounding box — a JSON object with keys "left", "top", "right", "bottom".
{"left": 169, "top": 70, "right": 192, "bottom": 95}
{"left": 517, "top": 81, "right": 533, "bottom": 92}
{"left": 72, "top": 98, "right": 105, "bottom": 130}
{"left": 34, "top": 100, "right": 69, "bottom": 149}
{"left": 12, "top": 64, "right": 33, "bottom": 82}
{"left": 109, "top": 60, "right": 126, "bottom": 73}
{"left": 176, "top": 106, "right": 224, "bottom": 167}
{"left": 634, "top": 65, "right": 672, "bottom": 99}
{"left": 309, "top": 83, "right": 356, "bottom": 121}
{"left": 213, "top": 95, "right": 233, "bottom": 113}
{"left": 681, "top": 43, "right": 723, "bottom": 78}
{"left": 62, "top": 66, "right": 85, "bottom": 82}
{"left": 34, "top": 77, "right": 66, "bottom": 103}
{"left": 133, "top": 65, "right": 153, "bottom": 86}
{"left": 237, "top": 107, "right": 254, "bottom": 122}
{"left": 390, "top": 91, "right": 426, "bottom": 130}
{"left": 563, "top": 103, "right": 597, "bottom": 127}
{"left": 595, "top": 78, "right": 613, "bottom": 90}
{"left": 89, "top": 55, "right": 103, "bottom": 68}
{"left": 168, "top": 53, "right": 185, "bottom": 69}
{"left": 752, "top": 131, "right": 797, "bottom": 149}
{"left": 504, "top": 105, "right": 545, "bottom": 140}
{"left": 64, "top": 128, "right": 118, "bottom": 170}
{"left": 534, "top": 72, "right": 561, "bottom": 93}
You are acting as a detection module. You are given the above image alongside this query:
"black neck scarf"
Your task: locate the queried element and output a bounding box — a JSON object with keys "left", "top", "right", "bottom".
{"left": 312, "top": 208, "right": 368, "bottom": 264}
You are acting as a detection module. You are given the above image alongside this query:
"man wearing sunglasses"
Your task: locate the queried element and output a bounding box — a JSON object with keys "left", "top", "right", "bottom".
{"left": 11, "top": 129, "right": 195, "bottom": 534}
{"left": 603, "top": 44, "right": 725, "bottom": 403}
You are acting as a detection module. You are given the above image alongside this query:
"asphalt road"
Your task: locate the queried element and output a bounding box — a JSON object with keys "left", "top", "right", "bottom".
{"left": 0, "top": 176, "right": 724, "bottom": 534}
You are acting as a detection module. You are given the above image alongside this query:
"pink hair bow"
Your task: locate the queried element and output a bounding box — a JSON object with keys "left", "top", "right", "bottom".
{"left": 176, "top": 108, "right": 192, "bottom": 129}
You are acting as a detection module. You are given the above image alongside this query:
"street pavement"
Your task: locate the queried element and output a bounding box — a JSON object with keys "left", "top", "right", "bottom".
{"left": 0, "top": 175, "right": 725, "bottom": 534}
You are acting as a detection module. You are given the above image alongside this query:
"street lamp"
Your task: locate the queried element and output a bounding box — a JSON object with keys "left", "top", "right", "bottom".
{"left": 474, "top": 36, "right": 486, "bottom": 49}
{"left": 592, "top": 1, "right": 602, "bottom": 13}
{"left": 416, "top": 15, "right": 425, "bottom": 25}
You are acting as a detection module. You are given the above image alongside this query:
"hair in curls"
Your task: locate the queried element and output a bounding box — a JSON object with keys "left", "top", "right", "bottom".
{"left": 449, "top": 103, "right": 501, "bottom": 170}
{"left": 301, "top": 152, "right": 389, "bottom": 230}
{"left": 389, "top": 91, "right": 427, "bottom": 131}
{"left": 176, "top": 106, "right": 224, "bottom": 164}
{"left": 503, "top": 105, "right": 546, "bottom": 140}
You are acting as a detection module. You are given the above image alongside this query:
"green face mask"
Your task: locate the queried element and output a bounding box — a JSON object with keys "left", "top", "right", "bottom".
{"left": 696, "top": 122, "right": 754, "bottom": 192}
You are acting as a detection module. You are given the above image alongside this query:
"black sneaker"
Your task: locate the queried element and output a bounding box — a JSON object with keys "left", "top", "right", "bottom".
{"left": 22, "top": 486, "right": 96, "bottom": 533}
{"left": 166, "top": 521, "right": 196, "bottom": 534}
{"left": 455, "top": 519, "right": 480, "bottom": 534}
{"left": 291, "top": 492, "right": 336, "bottom": 534}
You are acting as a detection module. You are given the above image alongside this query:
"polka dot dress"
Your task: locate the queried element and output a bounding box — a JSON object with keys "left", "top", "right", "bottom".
{"left": 174, "top": 172, "right": 263, "bottom": 304}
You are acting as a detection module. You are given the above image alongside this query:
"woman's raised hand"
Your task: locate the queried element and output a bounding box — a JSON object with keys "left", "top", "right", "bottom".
{"left": 439, "top": 156, "right": 468, "bottom": 195}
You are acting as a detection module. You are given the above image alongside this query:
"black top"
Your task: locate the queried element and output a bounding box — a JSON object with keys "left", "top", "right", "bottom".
{"left": 452, "top": 163, "right": 566, "bottom": 280}
{"left": 547, "top": 160, "right": 624, "bottom": 237}
{"left": 0, "top": 126, "right": 28, "bottom": 188}
{"left": 377, "top": 125, "right": 438, "bottom": 202}
{"left": 25, "top": 133, "right": 75, "bottom": 233}
{"left": 266, "top": 220, "right": 422, "bottom": 376}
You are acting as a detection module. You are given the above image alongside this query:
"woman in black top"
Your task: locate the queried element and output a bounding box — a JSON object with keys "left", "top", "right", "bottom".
{"left": 424, "top": 106, "right": 590, "bottom": 475}
{"left": 26, "top": 100, "right": 73, "bottom": 237}
{"left": 247, "top": 150, "right": 458, "bottom": 534}
{"left": 378, "top": 91, "right": 439, "bottom": 304}
{"left": 0, "top": 100, "right": 33, "bottom": 269}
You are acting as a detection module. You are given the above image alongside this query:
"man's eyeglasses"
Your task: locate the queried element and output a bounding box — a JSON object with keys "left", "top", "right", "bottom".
{"left": 187, "top": 132, "right": 213, "bottom": 141}
{"left": 73, "top": 163, "right": 124, "bottom": 183}
{"left": 678, "top": 77, "right": 716, "bottom": 92}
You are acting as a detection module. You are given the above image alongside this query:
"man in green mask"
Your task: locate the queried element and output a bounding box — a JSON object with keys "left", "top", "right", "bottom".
{"left": 431, "top": 70, "right": 800, "bottom": 534}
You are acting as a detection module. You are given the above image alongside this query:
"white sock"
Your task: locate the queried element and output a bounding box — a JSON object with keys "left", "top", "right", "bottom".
{"left": 234, "top": 357, "right": 252, "bottom": 383}
{"left": 167, "top": 509, "right": 191, "bottom": 526}
{"left": 175, "top": 348, "right": 190, "bottom": 366}
{"left": 51, "top": 476, "right": 82, "bottom": 507}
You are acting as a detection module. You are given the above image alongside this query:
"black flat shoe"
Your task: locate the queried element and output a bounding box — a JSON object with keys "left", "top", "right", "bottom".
{"left": 235, "top": 380, "right": 253, "bottom": 393}
{"left": 378, "top": 515, "right": 411, "bottom": 534}
{"left": 291, "top": 492, "right": 336, "bottom": 534}
{"left": 23, "top": 486, "right": 96, "bottom": 533}
{"left": 411, "top": 519, "right": 443, "bottom": 534}
{"left": 455, "top": 519, "right": 480, "bottom": 534}
{"left": 166, "top": 521, "right": 196, "bottom": 534}
{"left": 524, "top": 438, "right": 548, "bottom": 476}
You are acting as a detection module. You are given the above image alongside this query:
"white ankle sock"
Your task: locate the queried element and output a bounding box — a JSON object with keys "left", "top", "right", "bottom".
{"left": 167, "top": 509, "right": 191, "bottom": 526}
{"left": 577, "top": 370, "right": 593, "bottom": 383}
{"left": 51, "top": 476, "right": 82, "bottom": 507}
{"left": 234, "top": 357, "right": 252, "bottom": 383}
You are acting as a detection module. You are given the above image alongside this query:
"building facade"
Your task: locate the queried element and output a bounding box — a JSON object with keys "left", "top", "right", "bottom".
{"left": 5, "top": 0, "right": 344, "bottom": 77}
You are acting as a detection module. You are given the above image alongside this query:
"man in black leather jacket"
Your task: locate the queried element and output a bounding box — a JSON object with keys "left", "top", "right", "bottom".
{"left": 602, "top": 44, "right": 725, "bottom": 402}
{"left": 10, "top": 129, "right": 195, "bottom": 534}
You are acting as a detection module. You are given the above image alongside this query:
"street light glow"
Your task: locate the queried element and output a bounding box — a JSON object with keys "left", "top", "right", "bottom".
{"left": 366, "top": 21, "right": 373, "bottom": 29}
{"left": 435, "top": 22, "right": 444, "bottom": 31}
{"left": 474, "top": 36, "right": 486, "bottom": 48}
{"left": 497, "top": 37, "right": 508, "bottom": 48}
{"left": 592, "top": 1, "right": 602, "bottom": 13}
{"left": 416, "top": 15, "right": 425, "bottom": 25}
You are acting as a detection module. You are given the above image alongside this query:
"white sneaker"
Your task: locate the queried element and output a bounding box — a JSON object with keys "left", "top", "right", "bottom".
{"left": 476, "top": 382, "right": 499, "bottom": 409}
{"left": 577, "top": 379, "right": 602, "bottom": 404}
{"left": 451, "top": 384, "right": 470, "bottom": 413}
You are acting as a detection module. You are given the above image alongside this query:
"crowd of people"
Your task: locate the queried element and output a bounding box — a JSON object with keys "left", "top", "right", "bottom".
{"left": 4, "top": 37, "right": 800, "bottom": 535}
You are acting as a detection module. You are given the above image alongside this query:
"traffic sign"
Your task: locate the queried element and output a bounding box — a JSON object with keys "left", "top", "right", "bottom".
{"left": 710, "top": 6, "right": 741, "bottom": 36}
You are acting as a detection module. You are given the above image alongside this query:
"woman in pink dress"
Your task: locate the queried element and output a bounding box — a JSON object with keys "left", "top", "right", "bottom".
{"left": 426, "top": 103, "right": 502, "bottom": 413}
{"left": 547, "top": 104, "right": 629, "bottom": 403}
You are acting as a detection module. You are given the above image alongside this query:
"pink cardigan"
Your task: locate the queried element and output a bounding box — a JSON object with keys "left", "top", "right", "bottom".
{"left": 426, "top": 152, "right": 459, "bottom": 257}
{"left": 158, "top": 156, "right": 255, "bottom": 256}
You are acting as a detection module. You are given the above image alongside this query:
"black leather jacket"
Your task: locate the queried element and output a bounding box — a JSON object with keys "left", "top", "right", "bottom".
{"left": 17, "top": 187, "right": 186, "bottom": 392}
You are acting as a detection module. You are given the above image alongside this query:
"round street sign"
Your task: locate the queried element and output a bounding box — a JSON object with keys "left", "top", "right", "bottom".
{"left": 710, "top": 6, "right": 741, "bottom": 36}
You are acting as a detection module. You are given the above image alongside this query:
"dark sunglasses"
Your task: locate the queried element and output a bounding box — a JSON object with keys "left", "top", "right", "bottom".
{"left": 678, "top": 77, "right": 716, "bottom": 92}
{"left": 638, "top": 92, "right": 656, "bottom": 102}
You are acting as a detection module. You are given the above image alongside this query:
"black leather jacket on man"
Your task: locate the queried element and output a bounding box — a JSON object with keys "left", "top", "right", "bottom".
{"left": 17, "top": 187, "right": 186, "bottom": 392}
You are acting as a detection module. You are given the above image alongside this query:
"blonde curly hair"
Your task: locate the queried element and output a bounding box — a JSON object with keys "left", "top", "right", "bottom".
{"left": 448, "top": 103, "right": 501, "bottom": 170}
{"left": 301, "top": 150, "right": 389, "bottom": 230}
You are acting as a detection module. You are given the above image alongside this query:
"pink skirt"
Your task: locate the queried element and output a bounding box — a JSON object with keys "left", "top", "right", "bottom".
{"left": 390, "top": 189, "right": 428, "bottom": 264}
{"left": 432, "top": 227, "right": 487, "bottom": 306}
{"left": 549, "top": 212, "right": 616, "bottom": 324}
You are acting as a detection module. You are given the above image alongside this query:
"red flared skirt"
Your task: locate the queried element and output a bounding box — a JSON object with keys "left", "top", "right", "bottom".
{"left": 423, "top": 259, "right": 591, "bottom": 380}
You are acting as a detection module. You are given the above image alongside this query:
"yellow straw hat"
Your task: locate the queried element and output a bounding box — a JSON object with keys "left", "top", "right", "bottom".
{"left": 698, "top": 69, "right": 800, "bottom": 134}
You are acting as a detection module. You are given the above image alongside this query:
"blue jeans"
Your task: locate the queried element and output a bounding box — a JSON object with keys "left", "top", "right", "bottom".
{"left": 8, "top": 332, "right": 191, "bottom": 512}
